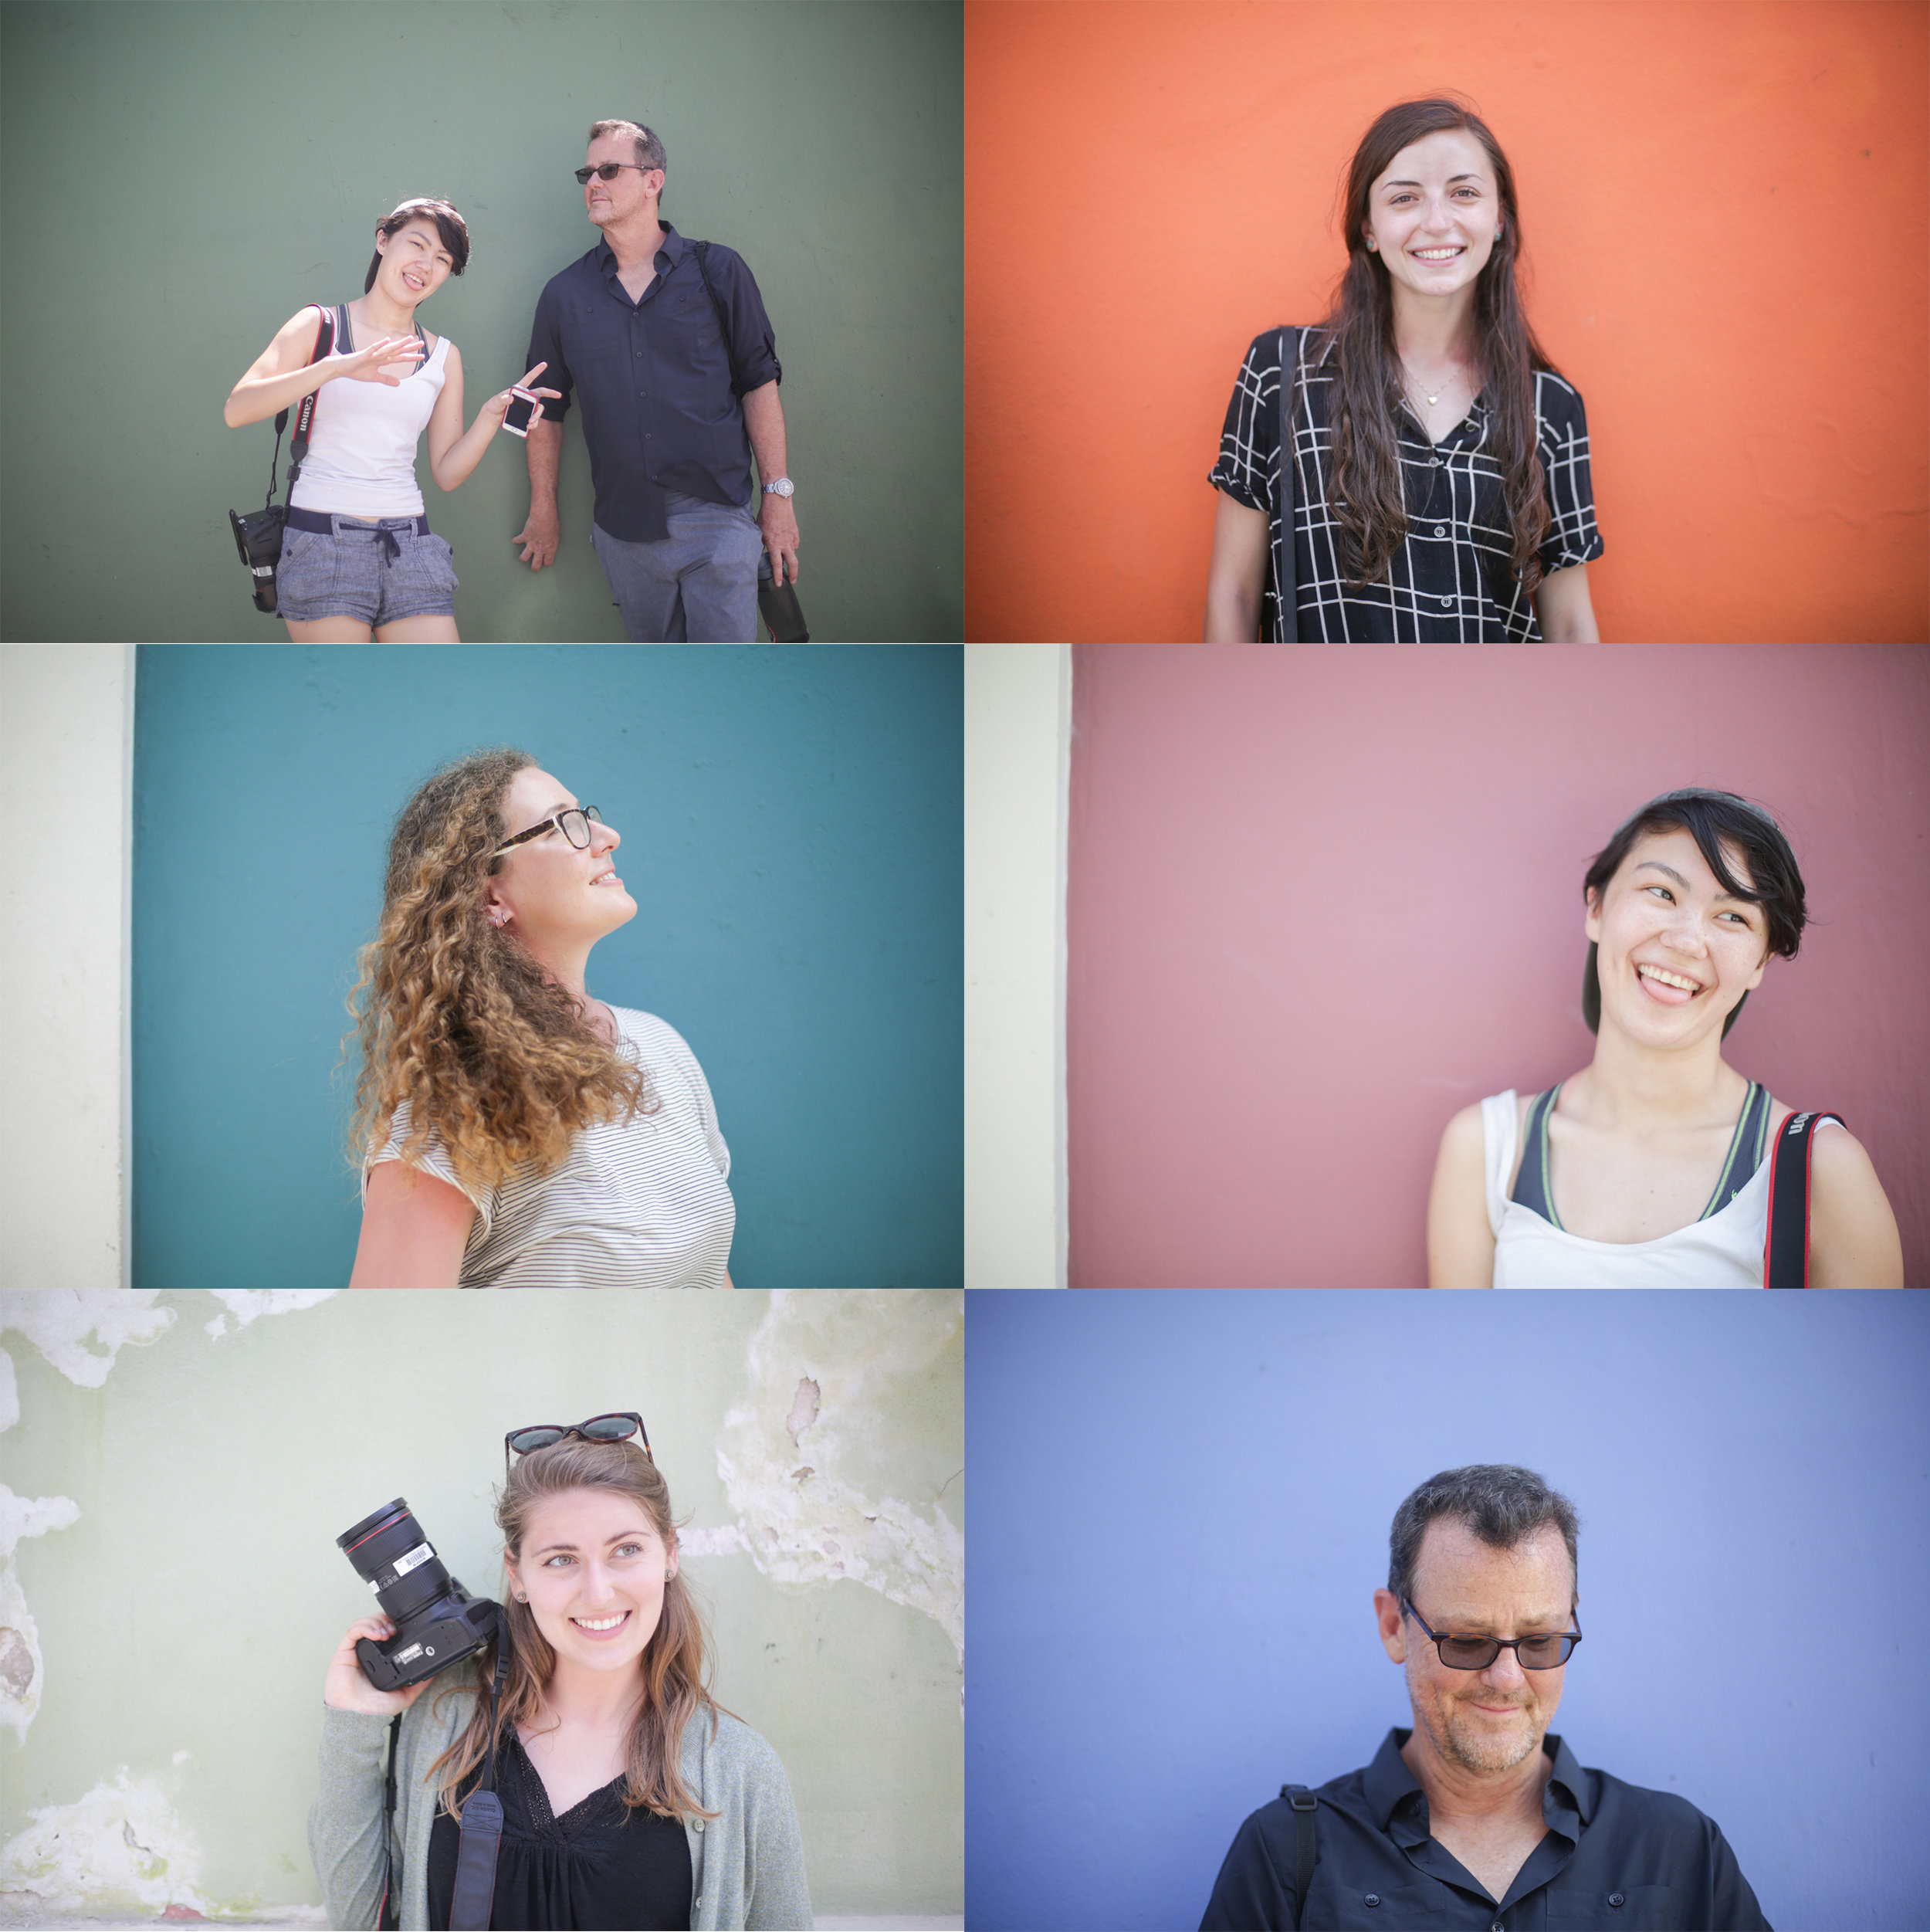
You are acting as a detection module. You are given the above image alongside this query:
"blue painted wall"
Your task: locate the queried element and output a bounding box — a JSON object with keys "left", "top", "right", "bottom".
{"left": 134, "top": 645, "right": 960, "bottom": 1289}
{"left": 964, "top": 1290, "right": 1930, "bottom": 1930}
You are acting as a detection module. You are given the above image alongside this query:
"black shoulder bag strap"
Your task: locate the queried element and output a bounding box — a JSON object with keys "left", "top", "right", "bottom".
{"left": 446, "top": 1632, "right": 510, "bottom": 1930}
{"left": 691, "top": 239, "right": 740, "bottom": 392}
{"left": 1763, "top": 1109, "right": 1847, "bottom": 1288}
{"left": 1278, "top": 1784, "right": 1316, "bottom": 1928}
{"left": 1275, "top": 327, "right": 1302, "bottom": 642}
{"left": 261, "top": 303, "right": 335, "bottom": 512}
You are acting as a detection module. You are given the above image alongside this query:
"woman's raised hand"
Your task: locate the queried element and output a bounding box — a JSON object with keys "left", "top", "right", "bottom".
{"left": 323, "top": 1615, "right": 431, "bottom": 1717}
{"left": 341, "top": 335, "right": 428, "bottom": 387}
{"left": 482, "top": 362, "right": 564, "bottom": 432}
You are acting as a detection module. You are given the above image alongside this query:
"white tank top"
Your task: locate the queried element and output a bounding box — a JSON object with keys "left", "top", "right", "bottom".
{"left": 1479, "top": 1088, "right": 1838, "bottom": 1289}
{"left": 290, "top": 324, "right": 451, "bottom": 520}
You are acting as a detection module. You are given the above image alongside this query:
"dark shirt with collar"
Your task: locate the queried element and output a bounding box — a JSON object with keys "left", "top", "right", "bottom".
{"left": 525, "top": 222, "right": 781, "bottom": 544}
{"left": 1199, "top": 1729, "right": 1772, "bottom": 1931}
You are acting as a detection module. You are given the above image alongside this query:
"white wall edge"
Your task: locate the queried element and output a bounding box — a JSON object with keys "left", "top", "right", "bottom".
{"left": 121, "top": 644, "right": 137, "bottom": 1291}
{"left": 963, "top": 643, "right": 1072, "bottom": 1289}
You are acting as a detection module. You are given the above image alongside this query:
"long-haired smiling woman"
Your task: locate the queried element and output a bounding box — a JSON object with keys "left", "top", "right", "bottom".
{"left": 1205, "top": 98, "right": 1603, "bottom": 642}
{"left": 224, "top": 198, "right": 559, "bottom": 642}
{"left": 345, "top": 749, "right": 735, "bottom": 1289}
{"left": 312, "top": 1423, "right": 810, "bottom": 1929}
{"left": 1427, "top": 790, "right": 1903, "bottom": 1288}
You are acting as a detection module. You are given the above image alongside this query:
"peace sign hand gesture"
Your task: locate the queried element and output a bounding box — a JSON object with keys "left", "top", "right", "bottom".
{"left": 341, "top": 334, "right": 427, "bottom": 386}
{"left": 484, "top": 362, "right": 563, "bottom": 433}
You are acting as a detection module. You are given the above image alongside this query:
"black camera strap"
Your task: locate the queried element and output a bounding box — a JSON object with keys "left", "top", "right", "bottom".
{"left": 377, "top": 1714, "right": 401, "bottom": 1931}
{"left": 1278, "top": 1785, "right": 1317, "bottom": 1929}
{"left": 446, "top": 1633, "right": 510, "bottom": 1930}
{"left": 1763, "top": 1109, "right": 1847, "bottom": 1288}
{"left": 262, "top": 303, "right": 337, "bottom": 512}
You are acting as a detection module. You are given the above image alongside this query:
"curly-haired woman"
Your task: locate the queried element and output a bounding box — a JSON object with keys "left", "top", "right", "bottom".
{"left": 1204, "top": 99, "right": 1603, "bottom": 642}
{"left": 312, "top": 1422, "right": 811, "bottom": 1929}
{"left": 344, "top": 748, "right": 734, "bottom": 1288}
{"left": 1427, "top": 789, "right": 1904, "bottom": 1288}
{"left": 223, "top": 198, "right": 558, "bottom": 642}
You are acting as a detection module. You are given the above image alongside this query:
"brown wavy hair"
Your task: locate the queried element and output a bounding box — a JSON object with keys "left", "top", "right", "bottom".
{"left": 429, "top": 1437, "right": 726, "bottom": 1822}
{"left": 344, "top": 747, "right": 652, "bottom": 1197}
{"left": 1320, "top": 97, "right": 1563, "bottom": 595}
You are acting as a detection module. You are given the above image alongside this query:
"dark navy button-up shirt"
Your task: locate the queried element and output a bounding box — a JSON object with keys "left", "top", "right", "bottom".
{"left": 525, "top": 222, "right": 781, "bottom": 544}
{"left": 1200, "top": 1730, "right": 1773, "bottom": 1931}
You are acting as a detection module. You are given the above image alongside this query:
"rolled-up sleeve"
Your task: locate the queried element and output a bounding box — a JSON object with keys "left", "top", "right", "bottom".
{"left": 525, "top": 279, "right": 574, "bottom": 424}
{"left": 708, "top": 245, "right": 781, "bottom": 395}
{"left": 1534, "top": 371, "right": 1604, "bottom": 575}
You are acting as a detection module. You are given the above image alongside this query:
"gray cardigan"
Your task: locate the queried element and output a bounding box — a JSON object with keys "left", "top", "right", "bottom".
{"left": 309, "top": 1690, "right": 812, "bottom": 1930}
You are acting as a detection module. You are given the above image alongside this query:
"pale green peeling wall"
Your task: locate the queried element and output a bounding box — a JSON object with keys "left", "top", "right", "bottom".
{"left": 0, "top": 1290, "right": 963, "bottom": 1922}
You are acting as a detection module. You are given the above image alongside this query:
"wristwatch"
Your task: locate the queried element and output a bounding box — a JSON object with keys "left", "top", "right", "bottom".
{"left": 762, "top": 476, "right": 795, "bottom": 498}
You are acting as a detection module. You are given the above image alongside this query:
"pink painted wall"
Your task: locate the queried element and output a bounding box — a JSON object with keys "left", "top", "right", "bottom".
{"left": 1067, "top": 645, "right": 1930, "bottom": 1287}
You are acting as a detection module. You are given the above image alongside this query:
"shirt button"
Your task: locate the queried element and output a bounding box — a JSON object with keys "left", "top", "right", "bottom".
{"left": 1433, "top": 524, "right": 1446, "bottom": 537}
{"left": 1441, "top": 595, "right": 1454, "bottom": 607}
{"left": 694, "top": 1819, "right": 704, "bottom": 1833}
{"left": 1609, "top": 1895, "right": 1626, "bottom": 1908}
{"left": 1363, "top": 1896, "right": 1380, "bottom": 1908}
{"left": 1431, "top": 456, "right": 1443, "bottom": 467}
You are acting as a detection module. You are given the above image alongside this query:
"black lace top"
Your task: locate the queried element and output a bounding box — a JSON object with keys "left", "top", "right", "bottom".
{"left": 425, "top": 1730, "right": 692, "bottom": 1930}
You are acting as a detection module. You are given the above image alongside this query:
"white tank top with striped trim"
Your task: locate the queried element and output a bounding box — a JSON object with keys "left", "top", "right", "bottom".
{"left": 1479, "top": 1088, "right": 1838, "bottom": 1290}
{"left": 290, "top": 326, "right": 451, "bottom": 520}
{"left": 367, "top": 1005, "right": 734, "bottom": 1288}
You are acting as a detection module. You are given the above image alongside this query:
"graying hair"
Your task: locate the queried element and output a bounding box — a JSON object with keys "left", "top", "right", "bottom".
{"left": 590, "top": 118, "right": 668, "bottom": 187}
{"left": 1388, "top": 1464, "right": 1580, "bottom": 1608}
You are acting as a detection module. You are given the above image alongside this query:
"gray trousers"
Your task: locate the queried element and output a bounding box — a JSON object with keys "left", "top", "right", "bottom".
{"left": 591, "top": 491, "right": 762, "bottom": 642}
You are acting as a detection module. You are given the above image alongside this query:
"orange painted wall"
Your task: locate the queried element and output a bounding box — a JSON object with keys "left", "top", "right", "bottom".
{"left": 965, "top": 0, "right": 1929, "bottom": 643}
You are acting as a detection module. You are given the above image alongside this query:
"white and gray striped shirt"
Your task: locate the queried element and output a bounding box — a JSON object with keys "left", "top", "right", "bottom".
{"left": 366, "top": 1005, "right": 734, "bottom": 1288}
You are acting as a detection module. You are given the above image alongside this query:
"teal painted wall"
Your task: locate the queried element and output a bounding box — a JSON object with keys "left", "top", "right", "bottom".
{"left": 0, "top": 2, "right": 963, "bottom": 642}
{"left": 131, "top": 645, "right": 963, "bottom": 1289}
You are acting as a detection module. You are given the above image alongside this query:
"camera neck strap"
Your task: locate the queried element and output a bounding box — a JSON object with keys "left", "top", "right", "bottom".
{"left": 262, "top": 303, "right": 337, "bottom": 513}
{"left": 1762, "top": 1109, "right": 1847, "bottom": 1288}
{"left": 445, "top": 1626, "right": 511, "bottom": 1930}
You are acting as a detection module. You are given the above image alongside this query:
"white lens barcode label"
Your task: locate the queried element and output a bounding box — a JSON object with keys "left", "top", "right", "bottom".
{"left": 391, "top": 1542, "right": 435, "bottom": 1578}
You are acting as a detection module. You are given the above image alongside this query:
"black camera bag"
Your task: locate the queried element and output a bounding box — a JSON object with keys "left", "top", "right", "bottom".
{"left": 227, "top": 303, "right": 336, "bottom": 615}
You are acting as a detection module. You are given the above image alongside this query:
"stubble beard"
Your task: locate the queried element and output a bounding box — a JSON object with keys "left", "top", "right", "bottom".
{"left": 1437, "top": 1697, "right": 1541, "bottom": 1774}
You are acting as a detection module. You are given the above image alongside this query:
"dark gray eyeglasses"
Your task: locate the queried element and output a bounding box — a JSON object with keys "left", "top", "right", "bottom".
{"left": 493, "top": 805, "right": 602, "bottom": 856}
{"left": 1403, "top": 1597, "right": 1581, "bottom": 1670}
{"left": 574, "top": 161, "right": 654, "bottom": 183}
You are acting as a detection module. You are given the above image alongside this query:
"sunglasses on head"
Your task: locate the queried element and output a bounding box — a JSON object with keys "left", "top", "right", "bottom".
{"left": 504, "top": 1412, "right": 649, "bottom": 1480}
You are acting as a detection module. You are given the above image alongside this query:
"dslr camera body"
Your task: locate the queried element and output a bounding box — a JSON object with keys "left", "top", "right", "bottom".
{"left": 337, "top": 1499, "right": 499, "bottom": 1692}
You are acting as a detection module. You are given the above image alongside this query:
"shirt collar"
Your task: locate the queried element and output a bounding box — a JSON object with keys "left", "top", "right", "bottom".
{"left": 593, "top": 220, "right": 684, "bottom": 276}
{"left": 1364, "top": 1728, "right": 1596, "bottom": 1835}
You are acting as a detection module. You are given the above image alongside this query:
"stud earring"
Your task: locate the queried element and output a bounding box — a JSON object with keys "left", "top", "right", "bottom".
{"left": 515, "top": 1591, "right": 527, "bottom": 1602}
{"left": 487, "top": 904, "right": 510, "bottom": 928}
{"left": 1366, "top": 237, "right": 1377, "bottom": 250}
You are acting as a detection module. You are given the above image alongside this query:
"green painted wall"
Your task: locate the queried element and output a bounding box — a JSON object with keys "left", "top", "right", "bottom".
{"left": 0, "top": 2, "right": 963, "bottom": 643}
{"left": 0, "top": 1289, "right": 963, "bottom": 1920}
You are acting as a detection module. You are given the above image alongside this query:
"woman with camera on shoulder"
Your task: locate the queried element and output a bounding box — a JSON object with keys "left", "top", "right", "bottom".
{"left": 311, "top": 1420, "right": 810, "bottom": 1930}
{"left": 344, "top": 747, "right": 736, "bottom": 1289}
{"left": 224, "top": 197, "right": 557, "bottom": 642}
{"left": 1426, "top": 788, "right": 1903, "bottom": 1288}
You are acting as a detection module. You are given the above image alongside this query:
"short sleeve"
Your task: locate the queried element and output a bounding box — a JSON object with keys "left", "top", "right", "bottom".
{"left": 1533, "top": 371, "right": 1604, "bottom": 574}
{"left": 1207, "top": 331, "right": 1280, "bottom": 515}
{"left": 364, "top": 1098, "right": 493, "bottom": 1236}
{"left": 621, "top": 1011, "right": 731, "bottom": 1180}
{"left": 702, "top": 244, "right": 780, "bottom": 395}
{"left": 1198, "top": 1803, "right": 1298, "bottom": 1932}
{"left": 525, "top": 276, "right": 572, "bottom": 423}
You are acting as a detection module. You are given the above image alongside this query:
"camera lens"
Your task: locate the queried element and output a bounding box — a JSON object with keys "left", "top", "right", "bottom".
{"left": 337, "top": 1499, "right": 455, "bottom": 1624}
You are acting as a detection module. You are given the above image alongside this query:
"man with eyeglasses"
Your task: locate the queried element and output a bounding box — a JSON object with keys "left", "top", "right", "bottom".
{"left": 511, "top": 118, "right": 797, "bottom": 641}
{"left": 1200, "top": 1466, "right": 1770, "bottom": 1930}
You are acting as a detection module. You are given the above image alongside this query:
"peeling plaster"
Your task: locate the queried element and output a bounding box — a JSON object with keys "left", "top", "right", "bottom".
{"left": 703, "top": 1293, "right": 963, "bottom": 1679}
{"left": 0, "top": 1291, "right": 171, "bottom": 1388}
{"left": 0, "top": 1768, "right": 212, "bottom": 1917}
{"left": 203, "top": 1290, "right": 339, "bottom": 1339}
{"left": 0, "top": 1486, "right": 81, "bottom": 1740}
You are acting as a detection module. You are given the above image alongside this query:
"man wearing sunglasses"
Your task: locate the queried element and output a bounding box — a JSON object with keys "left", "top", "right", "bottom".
{"left": 511, "top": 118, "right": 798, "bottom": 641}
{"left": 1200, "top": 1465, "right": 1770, "bottom": 1930}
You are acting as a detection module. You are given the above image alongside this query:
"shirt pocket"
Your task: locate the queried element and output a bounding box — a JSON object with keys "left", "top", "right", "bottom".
{"left": 1546, "top": 1883, "right": 1676, "bottom": 1929}
{"left": 557, "top": 297, "right": 630, "bottom": 388}
{"left": 1320, "top": 1879, "right": 1450, "bottom": 1927}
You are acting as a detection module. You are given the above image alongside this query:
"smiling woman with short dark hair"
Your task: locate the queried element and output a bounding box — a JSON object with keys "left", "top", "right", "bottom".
{"left": 1426, "top": 789, "right": 1903, "bottom": 1288}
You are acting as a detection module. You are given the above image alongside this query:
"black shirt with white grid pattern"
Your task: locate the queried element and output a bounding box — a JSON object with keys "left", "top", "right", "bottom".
{"left": 1210, "top": 328, "right": 1604, "bottom": 641}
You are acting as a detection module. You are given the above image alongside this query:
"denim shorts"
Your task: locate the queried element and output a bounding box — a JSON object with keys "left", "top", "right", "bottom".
{"left": 276, "top": 514, "right": 458, "bottom": 625}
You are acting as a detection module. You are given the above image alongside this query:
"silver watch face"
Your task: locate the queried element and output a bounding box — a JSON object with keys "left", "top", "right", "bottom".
{"left": 764, "top": 477, "right": 794, "bottom": 499}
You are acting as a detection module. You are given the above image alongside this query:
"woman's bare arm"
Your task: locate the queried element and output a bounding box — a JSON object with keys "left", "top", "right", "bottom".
{"left": 1806, "top": 1127, "right": 1905, "bottom": 1288}
{"left": 348, "top": 1159, "right": 476, "bottom": 1289}
{"left": 223, "top": 308, "right": 424, "bottom": 428}
{"left": 1533, "top": 562, "right": 1599, "bottom": 642}
{"left": 1204, "top": 490, "right": 1268, "bottom": 642}
{"left": 1427, "top": 1103, "right": 1497, "bottom": 1289}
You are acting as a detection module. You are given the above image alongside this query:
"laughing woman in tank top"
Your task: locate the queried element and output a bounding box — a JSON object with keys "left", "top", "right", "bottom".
{"left": 1427, "top": 789, "right": 1903, "bottom": 1289}
{"left": 344, "top": 748, "right": 736, "bottom": 1289}
{"left": 223, "top": 198, "right": 558, "bottom": 642}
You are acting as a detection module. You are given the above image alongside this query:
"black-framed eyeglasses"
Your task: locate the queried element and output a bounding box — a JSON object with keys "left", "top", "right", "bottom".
{"left": 1403, "top": 1597, "right": 1581, "bottom": 1670}
{"left": 574, "top": 161, "right": 657, "bottom": 184}
{"left": 504, "top": 1412, "right": 649, "bottom": 1480}
{"left": 493, "top": 805, "right": 603, "bottom": 857}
